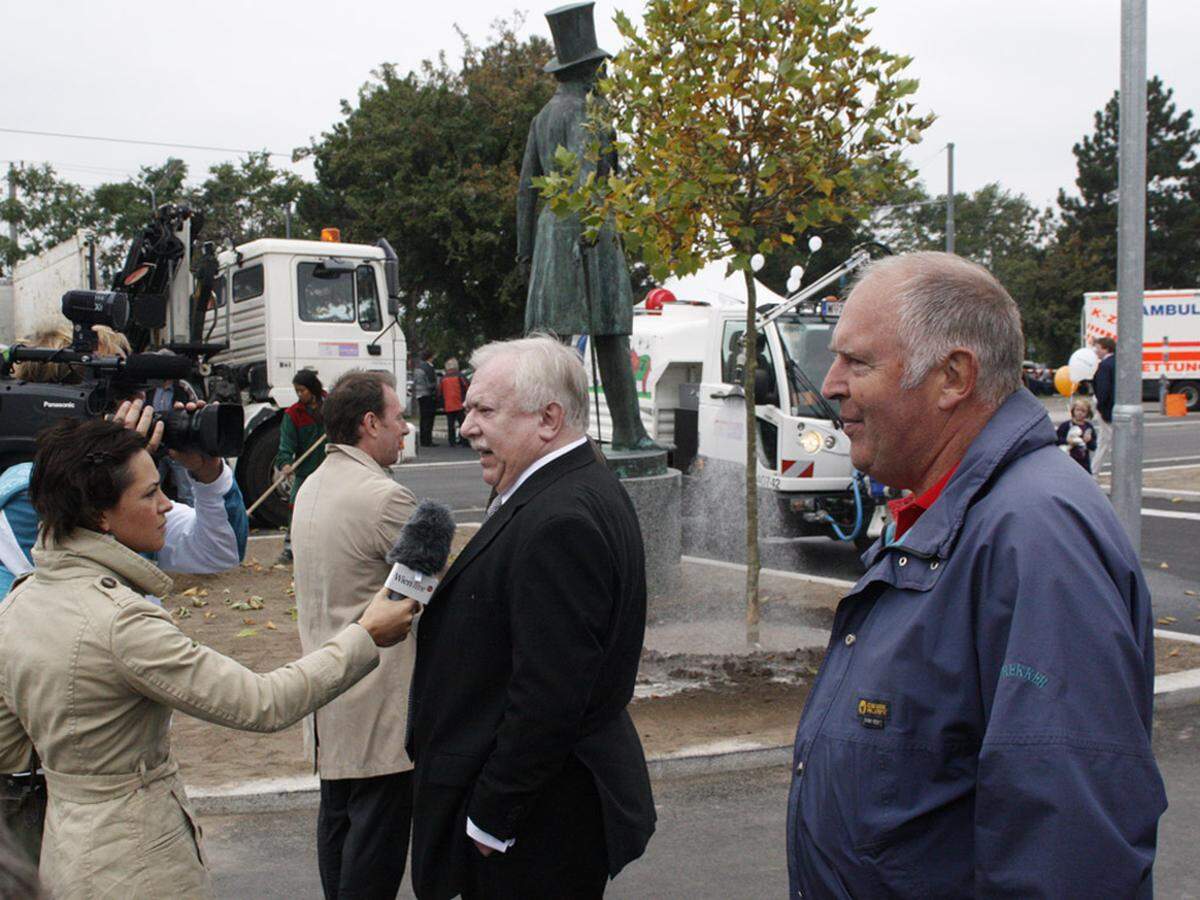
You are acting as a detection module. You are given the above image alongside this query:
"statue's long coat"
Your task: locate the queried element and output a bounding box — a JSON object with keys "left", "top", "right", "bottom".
{"left": 517, "top": 81, "right": 633, "bottom": 337}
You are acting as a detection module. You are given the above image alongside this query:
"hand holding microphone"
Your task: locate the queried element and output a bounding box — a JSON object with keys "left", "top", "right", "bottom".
{"left": 385, "top": 500, "right": 457, "bottom": 606}
{"left": 359, "top": 501, "right": 456, "bottom": 646}
{"left": 360, "top": 587, "right": 420, "bottom": 647}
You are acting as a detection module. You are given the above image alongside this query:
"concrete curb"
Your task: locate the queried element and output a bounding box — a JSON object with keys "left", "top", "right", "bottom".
{"left": 192, "top": 657, "right": 1200, "bottom": 817}
{"left": 189, "top": 743, "right": 796, "bottom": 816}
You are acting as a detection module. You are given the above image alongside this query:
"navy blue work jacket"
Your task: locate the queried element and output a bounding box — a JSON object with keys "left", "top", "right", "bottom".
{"left": 787, "top": 389, "right": 1166, "bottom": 898}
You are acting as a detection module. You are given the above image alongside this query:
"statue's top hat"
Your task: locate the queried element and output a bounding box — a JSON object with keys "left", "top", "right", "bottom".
{"left": 543, "top": 2, "right": 611, "bottom": 74}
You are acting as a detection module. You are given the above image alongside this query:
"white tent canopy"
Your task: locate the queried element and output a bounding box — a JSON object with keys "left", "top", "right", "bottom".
{"left": 659, "top": 259, "right": 788, "bottom": 308}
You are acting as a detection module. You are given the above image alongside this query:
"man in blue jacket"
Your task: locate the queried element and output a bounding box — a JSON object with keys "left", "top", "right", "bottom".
{"left": 788, "top": 252, "right": 1165, "bottom": 897}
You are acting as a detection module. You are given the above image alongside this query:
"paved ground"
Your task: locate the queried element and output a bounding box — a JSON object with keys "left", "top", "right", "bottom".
{"left": 200, "top": 703, "right": 1200, "bottom": 898}
{"left": 387, "top": 405, "right": 1200, "bottom": 630}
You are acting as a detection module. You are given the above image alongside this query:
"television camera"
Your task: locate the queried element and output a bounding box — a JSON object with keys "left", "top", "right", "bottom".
{"left": 0, "top": 290, "right": 243, "bottom": 470}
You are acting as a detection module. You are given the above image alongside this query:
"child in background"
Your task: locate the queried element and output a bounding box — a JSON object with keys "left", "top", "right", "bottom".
{"left": 1056, "top": 398, "right": 1097, "bottom": 472}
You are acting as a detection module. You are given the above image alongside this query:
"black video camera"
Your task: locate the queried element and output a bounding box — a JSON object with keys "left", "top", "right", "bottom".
{"left": 0, "top": 290, "right": 244, "bottom": 469}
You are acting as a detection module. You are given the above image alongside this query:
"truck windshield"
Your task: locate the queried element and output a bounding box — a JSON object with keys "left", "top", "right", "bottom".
{"left": 776, "top": 318, "right": 840, "bottom": 420}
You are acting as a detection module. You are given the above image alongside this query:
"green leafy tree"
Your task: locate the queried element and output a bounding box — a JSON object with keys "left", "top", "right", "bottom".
{"left": 1058, "top": 76, "right": 1200, "bottom": 290}
{"left": 871, "top": 181, "right": 1063, "bottom": 357}
{"left": 297, "top": 18, "right": 555, "bottom": 359}
{"left": 541, "top": 0, "right": 930, "bottom": 642}
{"left": 195, "top": 152, "right": 307, "bottom": 247}
{"left": 0, "top": 163, "right": 91, "bottom": 270}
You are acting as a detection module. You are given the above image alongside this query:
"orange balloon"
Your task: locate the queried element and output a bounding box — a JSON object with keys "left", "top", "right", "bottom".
{"left": 1054, "top": 365, "right": 1075, "bottom": 397}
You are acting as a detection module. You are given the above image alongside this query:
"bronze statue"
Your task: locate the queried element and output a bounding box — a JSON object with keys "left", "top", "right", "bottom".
{"left": 517, "top": 1, "right": 658, "bottom": 452}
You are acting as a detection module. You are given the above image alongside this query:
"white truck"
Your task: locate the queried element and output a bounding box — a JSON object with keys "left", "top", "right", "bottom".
{"left": 10, "top": 232, "right": 99, "bottom": 340}
{"left": 9, "top": 222, "right": 410, "bottom": 527}
{"left": 582, "top": 252, "right": 882, "bottom": 548}
{"left": 1082, "top": 289, "right": 1200, "bottom": 410}
{"left": 200, "top": 233, "right": 409, "bottom": 526}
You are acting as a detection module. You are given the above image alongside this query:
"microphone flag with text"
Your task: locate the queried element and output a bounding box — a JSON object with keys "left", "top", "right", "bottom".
{"left": 385, "top": 500, "right": 456, "bottom": 604}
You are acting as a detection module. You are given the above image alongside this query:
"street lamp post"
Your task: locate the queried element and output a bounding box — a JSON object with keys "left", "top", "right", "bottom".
{"left": 1111, "top": 0, "right": 1147, "bottom": 552}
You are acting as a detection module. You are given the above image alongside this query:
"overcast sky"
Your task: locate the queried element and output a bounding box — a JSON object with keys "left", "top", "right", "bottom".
{"left": 3, "top": 1, "right": 1198, "bottom": 214}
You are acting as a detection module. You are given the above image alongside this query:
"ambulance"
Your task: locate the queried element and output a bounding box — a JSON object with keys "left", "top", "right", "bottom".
{"left": 1082, "top": 289, "right": 1200, "bottom": 410}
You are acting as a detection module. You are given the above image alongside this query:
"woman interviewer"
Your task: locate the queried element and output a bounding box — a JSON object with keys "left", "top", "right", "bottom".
{"left": 0, "top": 418, "right": 417, "bottom": 898}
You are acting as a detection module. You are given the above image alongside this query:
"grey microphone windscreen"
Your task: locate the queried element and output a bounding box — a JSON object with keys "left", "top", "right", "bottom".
{"left": 386, "top": 500, "right": 456, "bottom": 576}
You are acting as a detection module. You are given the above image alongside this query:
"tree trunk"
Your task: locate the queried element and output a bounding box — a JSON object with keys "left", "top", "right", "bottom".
{"left": 742, "top": 269, "right": 761, "bottom": 646}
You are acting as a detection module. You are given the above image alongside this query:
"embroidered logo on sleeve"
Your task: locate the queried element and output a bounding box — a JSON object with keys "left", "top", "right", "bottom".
{"left": 857, "top": 698, "right": 890, "bottom": 729}
{"left": 999, "top": 662, "right": 1049, "bottom": 689}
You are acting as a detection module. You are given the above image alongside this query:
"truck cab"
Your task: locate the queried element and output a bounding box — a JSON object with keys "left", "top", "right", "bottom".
{"left": 587, "top": 259, "right": 880, "bottom": 547}
{"left": 202, "top": 236, "right": 409, "bottom": 526}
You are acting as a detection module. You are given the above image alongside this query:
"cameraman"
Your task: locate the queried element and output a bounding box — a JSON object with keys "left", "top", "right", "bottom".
{"left": 1, "top": 398, "right": 248, "bottom": 597}
{"left": 2, "top": 321, "right": 249, "bottom": 596}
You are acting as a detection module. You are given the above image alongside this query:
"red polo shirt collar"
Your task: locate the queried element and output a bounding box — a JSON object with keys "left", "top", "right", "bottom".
{"left": 887, "top": 464, "right": 959, "bottom": 541}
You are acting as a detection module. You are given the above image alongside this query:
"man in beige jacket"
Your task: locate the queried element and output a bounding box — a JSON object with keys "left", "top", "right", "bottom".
{"left": 291, "top": 369, "right": 418, "bottom": 899}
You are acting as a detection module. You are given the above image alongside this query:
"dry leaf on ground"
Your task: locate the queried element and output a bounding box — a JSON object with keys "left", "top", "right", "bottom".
{"left": 235, "top": 628, "right": 258, "bottom": 638}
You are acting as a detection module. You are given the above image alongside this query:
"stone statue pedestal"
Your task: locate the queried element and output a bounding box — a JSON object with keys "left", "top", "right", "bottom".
{"left": 603, "top": 449, "right": 681, "bottom": 597}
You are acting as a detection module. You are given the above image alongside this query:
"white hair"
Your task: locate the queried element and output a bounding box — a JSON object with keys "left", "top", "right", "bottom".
{"left": 852, "top": 252, "right": 1025, "bottom": 406}
{"left": 469, "top": 333, "right": 590, "bottom": 432}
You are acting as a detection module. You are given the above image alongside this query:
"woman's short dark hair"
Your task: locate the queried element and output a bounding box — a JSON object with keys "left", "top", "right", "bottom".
{"left": 324, "top": 370, "right": 398, "bottom": 445}
{"left": 292, "top": 368, "right": 324, "bottom": 397}
{"left": 29, "top": 419, "right": 147, "bottom": 544}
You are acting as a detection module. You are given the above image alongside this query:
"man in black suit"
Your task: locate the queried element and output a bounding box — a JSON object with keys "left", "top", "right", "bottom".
{"left": 407, "top": 335, "right": 656, "bottom": 900}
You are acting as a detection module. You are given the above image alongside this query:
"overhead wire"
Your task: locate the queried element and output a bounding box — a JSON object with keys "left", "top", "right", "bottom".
{"left": 0, "top": 126, "right": 287, "bottom": 158}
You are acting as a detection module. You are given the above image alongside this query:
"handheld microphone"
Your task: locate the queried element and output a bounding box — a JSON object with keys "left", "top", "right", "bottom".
{"left": 385, "top": 500, "right": 456, "bottom": 604}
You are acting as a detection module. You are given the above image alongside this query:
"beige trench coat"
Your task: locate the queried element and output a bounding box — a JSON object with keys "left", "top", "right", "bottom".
{"left": 0, "top": 529, "right": 379, "bottom": 899}
{"left": 291, "top": 443, "right": 417, "bottom": 779}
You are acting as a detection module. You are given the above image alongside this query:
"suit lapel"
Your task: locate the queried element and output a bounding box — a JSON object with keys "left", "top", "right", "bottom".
{"left": 435, "top": 443, "right": 596, "bottom": 594}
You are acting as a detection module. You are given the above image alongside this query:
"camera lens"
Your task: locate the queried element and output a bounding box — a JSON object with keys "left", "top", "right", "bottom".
{"left": 60, "top": 290, "right": 130, "bottom": 331}
{"left": 160, "top": 403, "right": 245, "bottom": 457}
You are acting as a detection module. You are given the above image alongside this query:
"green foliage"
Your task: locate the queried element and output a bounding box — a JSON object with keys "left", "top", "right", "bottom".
{"left": 540, "top": 0, "right": 931, "bottom": 279}
{"left": 536, "top": 0, "right": 930, "bottom": 641}
{"left": 297, "top": 19, "right": 555, "bottom": 359}
{"left": 1057, "top": 76, "right": 1200, "bottom": 291}
{"left": 0, "top": 163, "right": 91, "bottom": 270}
{"left": 194, "top": 152, "right": 306, "bottom": 247}
{"left": 1, "top": 155, "right": 304, "bottom": 281}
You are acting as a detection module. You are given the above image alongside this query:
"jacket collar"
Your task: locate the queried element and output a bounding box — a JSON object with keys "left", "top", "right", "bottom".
{"left": 326, "top": 443, "right": 392, "bottom": 478}
{"left": 436, "top": 441, "right": 597, "bottom": 593}
{"left": 31, "top": 527, "right": 173, "bottom": 597}
{"left": 861, "top": 388, "right": 1055, "bottom": 567}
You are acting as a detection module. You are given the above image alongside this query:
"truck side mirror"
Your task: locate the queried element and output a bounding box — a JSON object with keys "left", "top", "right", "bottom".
{"left": 383, "top": 258, "right": 399, "bottom": 299}
{"left": 376, "top": 238, "right": 401, "bottom": 316}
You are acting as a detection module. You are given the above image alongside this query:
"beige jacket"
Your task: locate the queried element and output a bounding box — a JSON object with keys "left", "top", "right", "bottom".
{"left": 291, "top": 443, "right": 418, "bottom": 779}
{"left": 0, "top": 529, "right": 379, "bottom": 899}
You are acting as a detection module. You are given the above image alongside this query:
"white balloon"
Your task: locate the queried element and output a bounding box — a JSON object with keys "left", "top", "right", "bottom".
{"left": 808, "top": 235, "right": 823, "bottom": 252}
{"left": 750, "top": 253, "right": 766, "bottom": 272}
{"left": 786, "top": 276, "right": 801, "bottom": 293}
{"left": 1068, "top": 347, "right": 1100, "bottom": 383}
{"left": 790, "top": 264, "right": 804, "bottom": 278}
